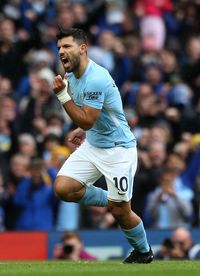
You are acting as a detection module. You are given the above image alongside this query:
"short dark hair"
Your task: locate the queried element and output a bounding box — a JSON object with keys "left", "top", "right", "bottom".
{"left": 56, "top": 27, "right": 88, "bottom": 45}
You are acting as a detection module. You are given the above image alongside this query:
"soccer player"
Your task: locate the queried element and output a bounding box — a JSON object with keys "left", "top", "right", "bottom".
{"left": 52, "top": 27, "right": 153, "bottom": 264}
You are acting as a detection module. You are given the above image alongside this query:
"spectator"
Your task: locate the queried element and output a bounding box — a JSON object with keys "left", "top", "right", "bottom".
{"left": 88, "top": 30, "right": 116, "bottom": 73}
{"left": 156, "top": 227, "right": 200, "bottom": 260}
{"left": 193, "top": 171, "right": 200, "bottom": 227}
{"left": 18, "top": 67, "right": 63, "bottom": 134}
{"left": 53, "top": 231, "right": 97, "bottom": 261}
{"left": 57, "top": 4, "right": 75, "bottom": 30}
{"left": 181, "top": 36, "right": 200, "bottom": 107}
{"left": 17, "top": 133, "right": 37, "bottom": 159}
{"left": 0, "top": 95, "right": 20, "bottom": 169}
{"left": 16, "top": 48, "right": 56, "bottom": 101}
{"left": 50, "top": 145, "right": 70, "bottom": 172}
{"left": 132, "top": 0, "right": 173, "bottom": 51}
{"left": 148, "top": 120, "right": 172, "bottom": 147}
{"left": 3, "top": 153, "right": 30, "bottom": 230}
{"left": 133, "top": 84, "right": 165, "bottom": 128}
{"left": 143, "top": 63, "right": 164, "bottom": 97}
{"left": 12, "top": 157, "right": 57, "bottom": 230}
{"left": 0, "top": 18, "right": 31, "bottom": 89}
{"left": 0, "top": 76, "right": 15, "bottom": 98}
{"left": 158, "top": 49, "right": 180, "bottom": 84}
{"left": 0, "top": 171, "right": 5, "bottom": 231}
{"left": 132, "top": 141, "right": 167, "bottom": 220}
{"left": 145, "top": 167, "right": 193, "bottom": 229}
{"left": 42, "top": 133, "right": 62, "bottom": 168}
{"left": 121, "top": 36, "right": 143, "bottom": 99}
{"left": 172, "top": 227, "right": 200, "bottom": 259}
{"left": 154, "top": 237, "right": 185, "bottom": 260}
{"left": 167, "top": 149, "right": 200, "bottom": 190}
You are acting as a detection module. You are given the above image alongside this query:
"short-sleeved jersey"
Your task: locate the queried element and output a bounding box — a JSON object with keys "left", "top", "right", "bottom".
{"left": 67, "top": 59, "right": 136, "bottom": 148}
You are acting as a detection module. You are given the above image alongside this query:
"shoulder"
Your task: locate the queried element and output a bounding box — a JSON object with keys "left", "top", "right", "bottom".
{"left": 85, "top": 61, "right": 113, "bottom": 90}
{"left": 89, "top": 60, "right": 111, "bottom": 81}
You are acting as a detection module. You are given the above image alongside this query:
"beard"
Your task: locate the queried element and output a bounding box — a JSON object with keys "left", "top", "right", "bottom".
{"left": 64, "top": 54, "right": 81, "bottom": 73}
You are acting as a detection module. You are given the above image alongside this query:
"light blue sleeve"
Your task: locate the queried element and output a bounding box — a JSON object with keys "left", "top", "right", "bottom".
{"left": 83, "top": 78, "right": 106, "bottom": 109}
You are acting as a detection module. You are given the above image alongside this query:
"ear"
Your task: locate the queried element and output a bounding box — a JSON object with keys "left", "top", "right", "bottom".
{"left": 80, "top": 44, "right": 87, "bottom": 55}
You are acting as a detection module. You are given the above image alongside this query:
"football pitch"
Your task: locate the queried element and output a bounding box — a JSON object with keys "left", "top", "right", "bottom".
{"left": 0, "top": 260, "right": 200, "bottom": 276}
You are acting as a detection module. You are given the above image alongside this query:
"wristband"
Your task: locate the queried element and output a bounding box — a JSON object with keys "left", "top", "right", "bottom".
{"left": 56, "top": 80, "right": 71, "bottom": 104}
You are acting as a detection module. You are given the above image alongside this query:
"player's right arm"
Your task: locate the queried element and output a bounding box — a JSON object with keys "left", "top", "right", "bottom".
{"left": 53, "top": 75, "right": 101, "bottom": 130}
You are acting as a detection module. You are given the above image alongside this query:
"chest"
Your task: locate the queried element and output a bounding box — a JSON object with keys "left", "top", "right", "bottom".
{"left": 69, "top": 79, "right": 85, "bottom": 106}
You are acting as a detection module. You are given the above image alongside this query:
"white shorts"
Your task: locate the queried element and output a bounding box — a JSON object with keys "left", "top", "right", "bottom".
{"left": 57, "top": 140, "right": 138, "bottom": 202}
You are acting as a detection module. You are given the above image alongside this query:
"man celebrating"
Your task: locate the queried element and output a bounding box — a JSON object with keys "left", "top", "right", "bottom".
{"left": 52, "top": 27, "right": 153, "bottom": 264}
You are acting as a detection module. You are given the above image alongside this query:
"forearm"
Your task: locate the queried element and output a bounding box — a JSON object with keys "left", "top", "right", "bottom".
{"left": 54, "top": 77, "right": 99, "bottom": 130}
{"left": 62, "top": 101, "right": 94, "bottom": 130}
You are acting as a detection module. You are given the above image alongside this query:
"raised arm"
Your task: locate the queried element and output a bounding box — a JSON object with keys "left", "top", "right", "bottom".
{"left": 53, "top": 75, "right": 100, "bottom": 130}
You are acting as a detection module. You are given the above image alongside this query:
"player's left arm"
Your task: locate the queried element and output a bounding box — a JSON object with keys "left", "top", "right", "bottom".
{"left": 53, "top": 75, "right": 103, "bottom": 130}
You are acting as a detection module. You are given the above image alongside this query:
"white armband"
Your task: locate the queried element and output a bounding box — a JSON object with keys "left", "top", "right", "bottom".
{"left": 56, "top": 79, "right": 71, "bottom": 105}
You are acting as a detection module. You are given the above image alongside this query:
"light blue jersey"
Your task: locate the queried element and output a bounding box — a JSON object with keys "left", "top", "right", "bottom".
{"left": 67, "top": 59, "right": 136, "bottom": 148}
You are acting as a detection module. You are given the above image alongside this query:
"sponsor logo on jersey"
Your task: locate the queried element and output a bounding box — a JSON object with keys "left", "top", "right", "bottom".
{"left": 84, "top": 91, "right": 102, "bottom": 100}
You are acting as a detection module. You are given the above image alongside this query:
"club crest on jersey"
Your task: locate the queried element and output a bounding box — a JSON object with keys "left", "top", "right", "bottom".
{"left": 84, "top": 91, "right": 102, "bottom": 100}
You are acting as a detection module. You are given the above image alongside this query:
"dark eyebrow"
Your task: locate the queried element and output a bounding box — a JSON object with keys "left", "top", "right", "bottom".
{"left": 57, "top": 43, "right": 72, "bottom": 50}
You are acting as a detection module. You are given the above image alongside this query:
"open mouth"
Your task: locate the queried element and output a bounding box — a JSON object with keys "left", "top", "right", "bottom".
{"left": 61, "top": 57, "right": 70, "bottom": 66}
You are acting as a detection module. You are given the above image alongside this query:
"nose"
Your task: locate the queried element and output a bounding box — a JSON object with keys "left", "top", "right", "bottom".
{"left": 59, "top": 46, "right": 64, "bottom": 55}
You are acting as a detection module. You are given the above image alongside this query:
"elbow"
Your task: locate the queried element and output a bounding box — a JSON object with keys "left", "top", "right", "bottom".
{"left": 81, "top": 123, "right": 93, "bottom": 131}
{"left": 80, "top": 120, "right": 94, "bottom": 131}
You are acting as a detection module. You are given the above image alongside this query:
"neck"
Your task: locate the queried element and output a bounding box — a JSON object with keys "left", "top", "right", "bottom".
{"left": 74, "top": 56, "right": 89, "bottom": 78}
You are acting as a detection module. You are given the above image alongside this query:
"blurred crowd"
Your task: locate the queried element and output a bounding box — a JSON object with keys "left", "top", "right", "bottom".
{"left": 0, "top": 0, "right": 200, "bottom": 233}
{"left": 155, "top": 227, "right": 200, "bottom": 260}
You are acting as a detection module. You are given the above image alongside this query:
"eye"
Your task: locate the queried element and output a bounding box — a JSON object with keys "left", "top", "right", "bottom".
{"left": 63, "top": 44, "right": 71, "bottom": 49}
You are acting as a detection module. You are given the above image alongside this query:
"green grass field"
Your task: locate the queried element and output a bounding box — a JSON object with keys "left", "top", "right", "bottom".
{"left": 0, "top": 260, "right": 200, "bottom": 276}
